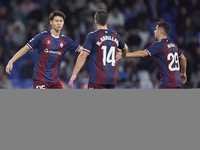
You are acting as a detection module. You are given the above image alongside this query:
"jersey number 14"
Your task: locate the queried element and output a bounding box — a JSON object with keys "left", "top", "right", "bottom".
{"left": 102, "top": 46, "right": 115, "bottom": 66}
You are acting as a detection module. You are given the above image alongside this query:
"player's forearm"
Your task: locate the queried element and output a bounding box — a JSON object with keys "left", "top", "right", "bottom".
{"left": 72, "top": 53, "right": 87, "bottom": 75}
{"left": 180, "top": 55, "right": 187, "bottom": 74}
{"left": 122, "top": 44, "right": 128, "bottom": 53}
{"left": 126, "top": 50, "right": 147, "bottom": 58}
{"left": 121, "top": 44, "right": 128, "bottom": 57}
{"left": 76, "top": 46, "right": 83, "bottom": 53}
{"left": 9, "top": 45, "right": 30, "bottom": 63}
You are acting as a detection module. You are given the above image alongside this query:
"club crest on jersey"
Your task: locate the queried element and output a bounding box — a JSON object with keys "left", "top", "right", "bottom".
{"left": 60, "top": 42, "right": 63, "bottom": 48}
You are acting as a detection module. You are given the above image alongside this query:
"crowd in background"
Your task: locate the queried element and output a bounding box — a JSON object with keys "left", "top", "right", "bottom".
{"left": 0, "top": 0, "right": 200, "bottom": 89}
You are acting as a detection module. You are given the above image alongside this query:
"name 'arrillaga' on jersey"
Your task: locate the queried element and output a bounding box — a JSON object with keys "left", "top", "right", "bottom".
{"left": 82, "top": 29, "right": 125, "bottom": 85}
{"left": 96, "top": 35, "right": 119, "bottom": 46}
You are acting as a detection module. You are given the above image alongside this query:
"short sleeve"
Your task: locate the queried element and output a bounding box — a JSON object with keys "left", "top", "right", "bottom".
{"left": 145, "top": 42, "right": 161, "bottom": 56}
{"left": 116, "top": 34, "right": 125, "bottom": 49}
{"left": 178, "top": 48, "right": 183, "bottom": 57}
{"left": 27, "top": 33, "right": 42, "bottom": 50}
{"left": 173, "top": 42, "right": 183, "bottom": 57}
{"left": 65, "top": 37, "right": 80, "bottom": 52}
{"left": 83, "top": 33, "right": 94, "bottom": 53}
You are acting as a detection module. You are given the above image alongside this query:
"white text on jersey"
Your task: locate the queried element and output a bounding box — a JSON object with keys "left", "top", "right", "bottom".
{"left": 96, "top": 36, "right": 119, "bottom": 46}
{"left": 167, "top": 43, "right": 175, "bottom": 49}
{"left": 44, "top": 48, "right": 61, "bottom": 55}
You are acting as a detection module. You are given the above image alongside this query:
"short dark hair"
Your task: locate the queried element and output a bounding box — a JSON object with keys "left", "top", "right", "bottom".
{"left": 49, "top": 10, "right": 66, "bottom": 21}
{"left": 94, "top": 9, "right": 108, "bottom": 26}
{"left": 156, "top": 22, "right": 171, "bottom": 35}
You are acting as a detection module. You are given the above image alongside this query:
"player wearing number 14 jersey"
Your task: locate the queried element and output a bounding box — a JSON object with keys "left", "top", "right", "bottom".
{"left": 116, "top": 22, "right": 187, "bottom": 89}
{"left": 69, "top": 9, "right": 128, "bottom": 89}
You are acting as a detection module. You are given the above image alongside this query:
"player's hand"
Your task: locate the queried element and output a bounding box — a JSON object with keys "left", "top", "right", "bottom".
{"left": 5, "top": 62, "right": 13, "bottom": 74}
{"left": 69, "top": 74, "right": 77, "bottom": 88}
{"left": 180, "top": 73, "right": 187, "bottom": 84}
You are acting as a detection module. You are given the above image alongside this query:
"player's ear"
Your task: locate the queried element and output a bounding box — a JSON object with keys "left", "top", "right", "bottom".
{"left": 107, "top": 19, "right": 109, "bottom": 24}
{"left": 94, "top": 20, "right": 98, "bottom": 25}
{"left": 50, "top": 20, "right": 52, "bottom": 25}
{"left": 160, "top": 28, "right": 163, "bottom": 34}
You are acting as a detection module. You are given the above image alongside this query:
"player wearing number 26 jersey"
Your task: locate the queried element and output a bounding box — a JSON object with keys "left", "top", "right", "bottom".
{"left": 27, "top": 30, "right": 80, "bottom": 83}
{"left": 5, "top": 10, "right": 82, "bottom": 89}
{"left": 116, "top": 22, "right": 187, "bottom": 89}
{"left": 69, "top": 9, "right": 128, "bottom": 89}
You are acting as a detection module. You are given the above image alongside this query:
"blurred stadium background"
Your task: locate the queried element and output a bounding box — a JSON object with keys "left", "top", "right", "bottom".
{"left": 0, "top": 0, "right": 200, "bottom": 89}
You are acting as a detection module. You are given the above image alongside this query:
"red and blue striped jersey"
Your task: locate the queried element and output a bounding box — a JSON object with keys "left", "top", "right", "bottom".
{"left": 83, "top": 29, "right": 125, "bottom": 85}
{"left": 145, "top": 38, "right": 183, "bottom": 88}
{"left": 27, "top": 30, "right": 80, "bottom": 83}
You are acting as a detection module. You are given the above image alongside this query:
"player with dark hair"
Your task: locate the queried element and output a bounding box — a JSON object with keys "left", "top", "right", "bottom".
{"left": 69, "top": 9, "right": 128, "bottom": 89}
{"left": 117, "top": 22, "right": 187, "bottom": 89}
{"left": 6, "top": 10, "right": 82, "bottom": 89}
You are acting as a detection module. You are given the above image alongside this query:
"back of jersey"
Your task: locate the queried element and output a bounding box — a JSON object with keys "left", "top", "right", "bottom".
{"left": 145, "top": 38, "right": 182, "bottom": 88}
{"left": 157, "top": 39, "right": 182, "bottom": 87}
{"left": 83, "top": 29, "right": 125, "bottom": 85}
{"left": 161, "top": 39, "right": 182, "bottom": 87}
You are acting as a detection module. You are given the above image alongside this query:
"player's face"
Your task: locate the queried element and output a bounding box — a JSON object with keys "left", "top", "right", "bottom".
{"left": 50, "top": 16, "right": 64, "bottom": 32}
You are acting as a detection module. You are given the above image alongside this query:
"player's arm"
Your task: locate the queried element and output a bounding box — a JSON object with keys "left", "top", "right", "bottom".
{"left": 126, "top": 50, "right": 149, "bottom": 58}
{"left": 5, "top": 45, "right": 31, "bottom": 74}
{"left": 76, "top": 46, "right": 83, "bottom": 53}
{"left": 69, "top": 51, "right": 90, "bottom": 88}
{"left": 121, "top": 44, "right": 128, "bottom": 58}
{"left": 116, "top": 49, "right": 149, "bottom": 60}
{"left": 179, "top": 54, "right": 187, "bottom": 84}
